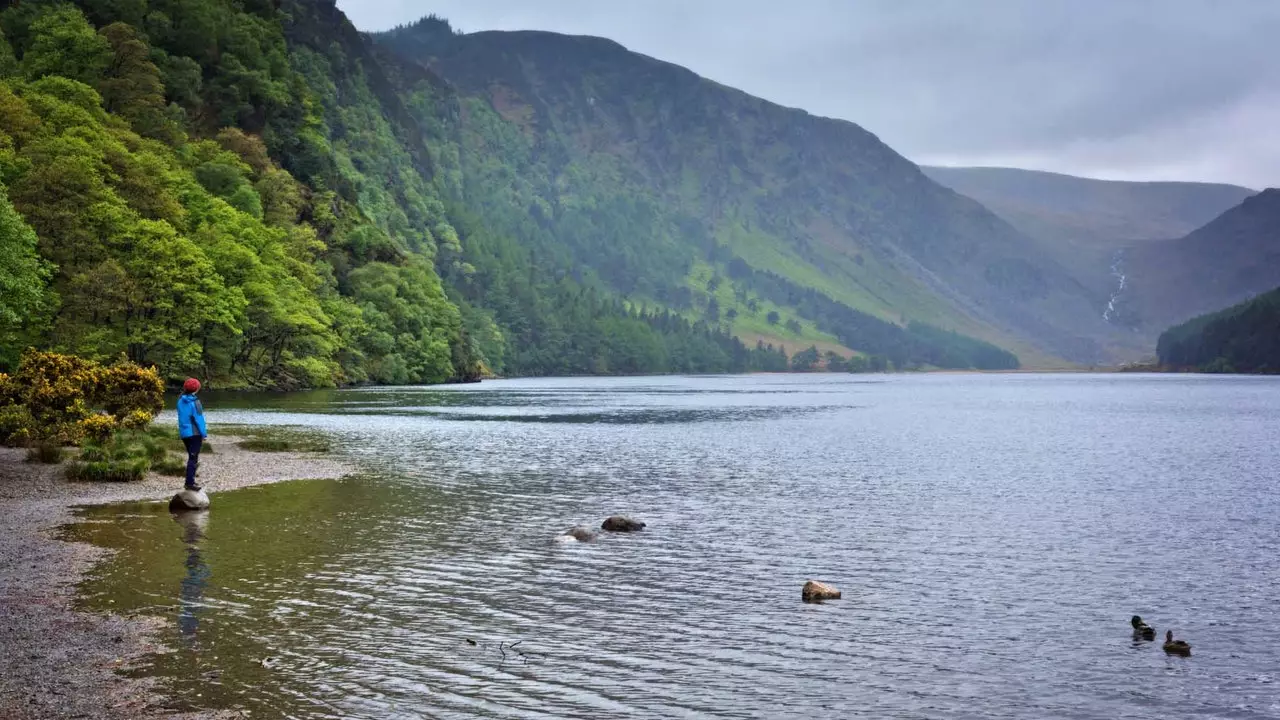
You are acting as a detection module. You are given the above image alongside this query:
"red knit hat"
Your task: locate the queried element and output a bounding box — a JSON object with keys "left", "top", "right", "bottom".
{"left": 183, "top": 378, "right": 201, "bottom": 393}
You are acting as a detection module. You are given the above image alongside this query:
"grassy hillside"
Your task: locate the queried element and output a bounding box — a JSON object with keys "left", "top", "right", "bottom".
{"left": 378, "top": 21, "right": 1127, "bottom": 367}
{"left": 1157, "top": 285, "right": 1280, "bottom": 373}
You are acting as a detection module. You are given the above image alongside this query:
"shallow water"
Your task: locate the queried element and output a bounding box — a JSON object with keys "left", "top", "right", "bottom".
{"left": 66, "top": 374, "right": 1280, "bottom": 718}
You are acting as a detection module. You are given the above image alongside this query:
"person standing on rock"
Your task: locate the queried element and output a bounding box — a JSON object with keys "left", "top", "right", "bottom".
{"left": 177, "top": 378, "right": 208, "bottom": 492}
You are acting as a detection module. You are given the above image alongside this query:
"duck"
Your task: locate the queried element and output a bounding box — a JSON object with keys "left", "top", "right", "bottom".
{"left": 1131, "top": 615, "right": 1156, "bottom": 640}
{"left": 1163, "top": 629, "right": 1191, "bottom": 656}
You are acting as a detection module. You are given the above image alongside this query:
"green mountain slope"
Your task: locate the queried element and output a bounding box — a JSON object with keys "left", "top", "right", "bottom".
{"left": 1123, "top": 189, "right": 1280, "bottom": 335}
{"left": 1157, "top": 285, "right": 1280, "bottom": 373}
{"left": 378, "top": 21, "right": 1124, "bottom": 366}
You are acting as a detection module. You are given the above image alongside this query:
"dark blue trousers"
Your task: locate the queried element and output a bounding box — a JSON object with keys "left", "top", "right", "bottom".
{"left": 182, "top": 435, "right": 203, "bottom": 488}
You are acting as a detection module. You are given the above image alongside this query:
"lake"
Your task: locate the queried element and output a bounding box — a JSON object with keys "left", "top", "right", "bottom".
{"left": 65, "top": 374, "right": 1280, "bottom": 718}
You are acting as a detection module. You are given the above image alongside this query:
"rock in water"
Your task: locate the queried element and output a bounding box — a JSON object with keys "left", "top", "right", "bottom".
{"left": 802, "top": 580, "right": 841, "bottom": 602}
{"left": 169, "top": 488, "right": 210, "bottom": 512}
{"left": 557, "top": 526, "right": 597, "bottom": 543}
{"left": 601, "top": 515, "right": 646, "bottom": 532}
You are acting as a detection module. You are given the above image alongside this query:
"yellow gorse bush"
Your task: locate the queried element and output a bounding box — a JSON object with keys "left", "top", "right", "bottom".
{"left": 78, "top": 414, "right": 118, "bottom": 444}
{"left": 0, "top": 350, "right": 165, "bottom": 445}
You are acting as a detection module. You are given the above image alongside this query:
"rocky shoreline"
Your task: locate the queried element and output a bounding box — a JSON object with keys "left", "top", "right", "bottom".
{"left": 0, "top": 435, "right": 353, "bottom": 719}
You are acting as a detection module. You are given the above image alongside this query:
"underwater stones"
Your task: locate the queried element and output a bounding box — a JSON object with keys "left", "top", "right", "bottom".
{"left": 601, "top": 515, "right": 646, "bottom": 532}
{"left": 556, "top": 526, "right": 597, "bottom": 543}
{"left": 168, "top": 488, "right": 210, "bottom": 512}
{"left": 801, "top": 580, "right": 841, "bottom": 602}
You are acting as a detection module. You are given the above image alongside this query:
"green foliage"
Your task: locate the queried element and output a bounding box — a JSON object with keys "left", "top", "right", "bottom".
{"left": 152, "top": 453, "right": 186, "bottom": 475}
{"left": 21, "top": 5, "right": 112, "bottom": 85}
{"left": 68, "top": 427, "right": 169, "bottom": 482}
{"left": 791, "top": 346, "right": 820, "bottom": 372}
{"left": 0, "top": 180, "right": 48, "bottom": 366}
{"left": 1157, "top": 286, "right": 1280, "bottom": 374}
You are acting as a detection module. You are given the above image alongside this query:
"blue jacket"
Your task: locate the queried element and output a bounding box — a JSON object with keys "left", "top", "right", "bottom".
{"left": 177, "top": 393, "right": 208, "bottom": 439}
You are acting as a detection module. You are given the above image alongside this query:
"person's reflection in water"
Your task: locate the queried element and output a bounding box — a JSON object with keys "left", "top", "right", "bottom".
{"left": 172, "top": 510, "right": 211, "bottom": 644}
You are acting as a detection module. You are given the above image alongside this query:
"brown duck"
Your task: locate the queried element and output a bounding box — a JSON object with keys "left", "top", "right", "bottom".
{"left": 1163, "top": 629, "right": 1191, "bottom": 656}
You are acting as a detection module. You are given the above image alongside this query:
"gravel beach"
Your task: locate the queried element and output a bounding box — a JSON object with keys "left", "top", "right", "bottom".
{"left": 0, "top": 436, "right": 353, "bottom": 719}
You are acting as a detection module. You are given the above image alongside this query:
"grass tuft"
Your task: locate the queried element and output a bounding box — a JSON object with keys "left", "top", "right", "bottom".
{"left": 25, "top": 443, "right": 66, "bottom": 464}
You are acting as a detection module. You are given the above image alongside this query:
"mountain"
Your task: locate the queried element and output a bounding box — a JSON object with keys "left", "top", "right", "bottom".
{"left": 1123, "top": 189, "right": 1280, "bottom": 334}
{"left": 16, "top": 2, "right": 1236, "bottom": 384}
{"left": 1157, "top": 285, "right": 1280, "bottom": 373}
{"left": 377, "top": 21, "right": 1126, "bottom": 367}
{"left": 923, "top": 166, "right": 1268, "bottom": 358}
{"left": 922, "top": 166, "right": 1255, "bottom": 246}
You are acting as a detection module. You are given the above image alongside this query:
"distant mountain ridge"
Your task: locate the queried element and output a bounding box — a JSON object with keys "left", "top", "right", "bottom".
{"left": 1124, "top": 189, "right": 1280, "bottom": 334}
{"left": 925, "top": 165, "right": 1269, "bottom": 359}
{"left": 922, "top": 166, "right": 1255, "bottom": 244}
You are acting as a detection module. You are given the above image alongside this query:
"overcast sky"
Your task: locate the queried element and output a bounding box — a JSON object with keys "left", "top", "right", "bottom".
{"left": 338, "top": 0, "right": 1280, "bottom": 189}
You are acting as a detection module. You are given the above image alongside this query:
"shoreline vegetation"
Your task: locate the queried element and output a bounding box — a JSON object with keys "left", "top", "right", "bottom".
{"left": 0, "top": 427, "right": 353, "bottom": 720}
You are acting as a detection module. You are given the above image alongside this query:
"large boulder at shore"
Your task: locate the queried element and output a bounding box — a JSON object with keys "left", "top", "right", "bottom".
{"left": 801, "top": 580, "right": 841, "bottom": 602}
{"left": 601, "top": 515, "right": 646, "bottom": 532}
{"left": 556, "top": 526, "right": 597, "bottom": 543}
{"left": 169, "top": 488, "right": 210, "bottom": 512}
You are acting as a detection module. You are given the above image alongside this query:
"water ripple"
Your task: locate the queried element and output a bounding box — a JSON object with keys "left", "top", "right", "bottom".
{"left": 66, "top": 374, "right": 1280, "bottom": 719}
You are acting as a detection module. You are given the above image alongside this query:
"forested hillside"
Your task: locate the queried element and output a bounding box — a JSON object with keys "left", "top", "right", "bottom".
{"left": 1157, "top": 286, "right": 1280, "bottom": 373}
{"left": 0, "top": 0, "right": 801, "bottom": 387}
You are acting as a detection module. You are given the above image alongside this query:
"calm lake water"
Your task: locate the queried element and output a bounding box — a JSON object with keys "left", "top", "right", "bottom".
{"left": 65, "top": 374, "right": 1280, "bottom": 718}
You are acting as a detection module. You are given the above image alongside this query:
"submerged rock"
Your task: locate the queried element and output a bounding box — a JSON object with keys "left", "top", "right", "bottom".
{"left": 168, "top": 488, "right": 210, "bottom": 512}
{"left": 801, "top": 580, "right": 841, "bottom": 602}
{"left": 556, "top": 526, "right": 597, "bottom": 543}
{"left": 601, "top": 515, "right": 646, "bottom": 532}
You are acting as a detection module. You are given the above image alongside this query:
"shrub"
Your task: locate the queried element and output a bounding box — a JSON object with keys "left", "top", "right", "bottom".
{"left": 0, "top": 351, "right": 163, "bottom": 446}
{"left": 118, "top": 409, "right": 154, "bottom": 430}
{"left": 78, "top": 414, "right": 118, "bottom": 444}
{"left": 0, "top": 404, "right": 35, "bottom": 446}
{"left": 0, "top": 372, "right": 14, "bottom": 406}
{"left": 95, "top": 361, "right": 164, "bottom": 422}
{"left": 25, "top": 443, "right": 65, "bottom": 464}
{"left": 10, "top": 350, "right": 99, "bottom": 439}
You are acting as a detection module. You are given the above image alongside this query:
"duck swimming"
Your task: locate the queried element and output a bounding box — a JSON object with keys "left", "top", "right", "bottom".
{"left": 1131, "top": 615, "right": 1156, "bottom": 640}
{"left": 1163, "top": 629, "right": 1191, "bottom": 656}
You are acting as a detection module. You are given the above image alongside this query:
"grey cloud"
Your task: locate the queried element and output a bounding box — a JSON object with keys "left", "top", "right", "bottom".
{"left": 338, "top": 0, "right": 1280, "bottom": 188}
